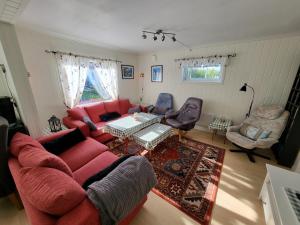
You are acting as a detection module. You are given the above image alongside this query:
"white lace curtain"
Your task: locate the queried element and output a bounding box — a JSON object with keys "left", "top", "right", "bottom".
{"left": 55, "top": 54, "right": 118, "bottom": 108}
{"left": 178, "top": 56, "right": 229, "bottom": 68}
{"left": 55, "top": 54, "right": 88, "bottom": 108}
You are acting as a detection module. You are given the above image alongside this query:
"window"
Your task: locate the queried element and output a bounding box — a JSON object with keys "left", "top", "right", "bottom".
{"left": 80, "top": 64, "right": 114, "bottom": 104}
{"left": 182, "top": 64, "right": 224, "bottom": 83}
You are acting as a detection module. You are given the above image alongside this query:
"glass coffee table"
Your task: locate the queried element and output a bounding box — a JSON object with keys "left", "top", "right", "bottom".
{"left": 104, "top": 112, "right": 161, "bottom": 151}
{"left": 132, "top": 123, "right": 174, "bottom": 157}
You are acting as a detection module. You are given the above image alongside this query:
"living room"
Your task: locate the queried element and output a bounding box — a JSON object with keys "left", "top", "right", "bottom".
{"left": 0, "top": 0, "right": 300, "bottom": 225}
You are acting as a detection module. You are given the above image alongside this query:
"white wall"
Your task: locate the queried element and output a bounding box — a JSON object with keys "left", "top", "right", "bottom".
{"left": 15, "top": 26, "right": 139, "bottom": 129}
{"left": 0, "top": 22, "right": 41, "bottom": 137}
{"left": 138, "top": 36, "right": 300, "bottom": 127}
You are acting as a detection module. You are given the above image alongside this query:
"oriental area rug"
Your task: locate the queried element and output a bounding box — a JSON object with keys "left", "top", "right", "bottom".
{"left": 109, "top": 135, "right": 225, "bottom": 225}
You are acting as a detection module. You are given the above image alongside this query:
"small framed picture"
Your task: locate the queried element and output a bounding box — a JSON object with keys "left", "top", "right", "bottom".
{"left": 121, "top": 65, "right": 134, "bottom": 79}
{"left": 151, "top": 65, "right": 163, "bottom": 82}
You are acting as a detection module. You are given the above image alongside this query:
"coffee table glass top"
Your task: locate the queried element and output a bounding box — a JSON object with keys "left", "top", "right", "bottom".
{"left": 133, "top": 123, "right": 173, "bottom": 150}
{"left": 104, "top": 112, "right": 160, "bottom": 139}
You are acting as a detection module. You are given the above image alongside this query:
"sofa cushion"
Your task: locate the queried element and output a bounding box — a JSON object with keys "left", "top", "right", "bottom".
{"left": 82, "top": 154, "right": 133, "bottom": 189}
{"left": 20, "top": 167, "right": 85, "bottom": 216}
{"left": 119, "top": 99, "right": 131, "bottom": 115}
{"left": 18, "top": 146, "right": 73, "bottom": 177}
{"left": 84, "top": 102, "right": 106, "bottom": 123}
{"left": 253, "top": 105, "right": 284, "bottom": 120}
{"left": 59, "top": 137, "right": 108, "bottom": 171}
{"left": 10, "top": 132, "right": 45, "bottom": 157}
{"left": 67, "top": 107, "right": 88, "bottom": 121}
{"left": 73, "top": 151, "right": 119, "bottom": 186}
{"left": 42, "top": 128, "right": 86, "bottom": 155}
{"left": 104, "top": 100, "right": 121, "bottom": 114}
{"left": 90, "top": 121, "right": 106, "bottom": 138}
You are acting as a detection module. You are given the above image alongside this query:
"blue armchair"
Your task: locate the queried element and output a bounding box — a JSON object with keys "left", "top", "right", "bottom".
{"left": 147, "top": 93, "right": 173, "bottom": 118}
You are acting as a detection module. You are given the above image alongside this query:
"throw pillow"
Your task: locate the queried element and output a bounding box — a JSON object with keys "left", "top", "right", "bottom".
{"left": 10, "top": 132, "right": 45, "bottom": 157}
{"left": 18, "top": 146, "right": 73, "bottom": 177}
{"left": 20, "top": 167, "right": 85, "bottom": 216}
{"left": 83, "top": 116, "right": 97, "bottom": 131}
{"left": 42, "top": 128, "right": 86, "bottom": 155}
{"left": 239, "top": 123, "right": 261, "bottom": 140}
{"left": 82, "top": 154, "right": 134, "bottom": 190}
{"left": 128, "top": 106, "right": 141, "bottom": 114}
{"left": 84, "top": 102, "right": 106, "bottom": 123}
{"left": 67, "top": 107, "right": 88, "bottom": 121}
{"left": 99, "top": 112, "right": 121, "bottom": 122}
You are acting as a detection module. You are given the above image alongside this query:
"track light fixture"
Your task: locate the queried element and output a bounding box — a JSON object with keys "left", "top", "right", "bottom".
{"left": 141, "top": 29, "right": 192, "bottom": 51}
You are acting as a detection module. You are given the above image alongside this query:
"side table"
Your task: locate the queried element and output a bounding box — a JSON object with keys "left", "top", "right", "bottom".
{"left": 208, "top": 117, "right": 232, "bottom": 143}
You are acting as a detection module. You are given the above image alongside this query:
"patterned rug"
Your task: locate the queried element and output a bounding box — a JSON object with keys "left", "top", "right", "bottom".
{"left": 108, "top": 135, "right": 225, "bottom": 225}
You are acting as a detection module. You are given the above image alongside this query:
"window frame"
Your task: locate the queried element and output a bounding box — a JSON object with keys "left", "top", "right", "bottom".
{"left": 181, "top": 63, "right": 225, "bottom": 84}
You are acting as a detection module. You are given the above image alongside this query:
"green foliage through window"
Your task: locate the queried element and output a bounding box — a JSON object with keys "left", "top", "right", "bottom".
{"left": 183, "top": 65, "right": 222, "bottom": 82}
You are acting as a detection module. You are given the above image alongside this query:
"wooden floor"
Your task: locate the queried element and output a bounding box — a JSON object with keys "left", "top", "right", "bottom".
{"left": 0, "top": 130, "right": 279, "bottom": 225}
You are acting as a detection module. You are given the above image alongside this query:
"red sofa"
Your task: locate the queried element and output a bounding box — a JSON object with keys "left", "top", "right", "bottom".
{"left": 63, "top": 98, "right": 142, "bottom": 143}
{"left": 8, "top": 129, "right": 147, "bottom": 225}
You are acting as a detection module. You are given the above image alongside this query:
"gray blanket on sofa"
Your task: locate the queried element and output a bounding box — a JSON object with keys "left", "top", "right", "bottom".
{"left": 86, "top": 156, "right": 157, "bottom": 225}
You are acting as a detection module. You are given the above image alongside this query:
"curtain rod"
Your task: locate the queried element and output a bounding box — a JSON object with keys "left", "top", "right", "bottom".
{"left": 174, "top": 53, "right": 236, "bottom": 62}
{"left": 45, "top": 50, "right": 122, "bottom": 63}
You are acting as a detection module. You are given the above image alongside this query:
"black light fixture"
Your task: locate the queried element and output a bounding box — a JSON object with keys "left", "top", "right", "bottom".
{"left": 48, "top": 115, "right": 62, "bottom": 132}
{"left": 142, "top": 32, "right": 147, "bottom": 39}
{"left": 141, "top": 29, "right": 191, "bottom": 51}
{"left": 240, "top": 83, "right": 255, "bottom": 118}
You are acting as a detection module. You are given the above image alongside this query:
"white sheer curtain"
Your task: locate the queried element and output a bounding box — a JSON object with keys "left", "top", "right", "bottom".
{"left": 55, "top": 54, "right": 88, "bottom": 108}
{"left": 94, "top": 60, "right": 118, "bottom": 99}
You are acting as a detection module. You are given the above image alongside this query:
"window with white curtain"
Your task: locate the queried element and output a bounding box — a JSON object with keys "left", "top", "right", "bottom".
{"left": 55, "top": 53, "right": 118, "bottom": 107}
{"left": 180, "top": 56, "right": 228, "bottom": 83}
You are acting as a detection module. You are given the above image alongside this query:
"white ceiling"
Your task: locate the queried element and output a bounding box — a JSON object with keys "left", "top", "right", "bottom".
{"left": 6, "top": 0, "right": 300, "bottom": 53}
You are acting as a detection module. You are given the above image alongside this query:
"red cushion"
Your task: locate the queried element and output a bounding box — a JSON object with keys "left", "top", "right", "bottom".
{"left": 18, "top": 146, "right": 73, "bottom": 177}
{"left": 73, "top": 151, "right": 118, "bottom": 185}
{"left": 59, "top": 137, "right": 108, "bottom": 171}
{"left": 20, "top": 167, "right": 85, "bottom": 216}
{"left": 104, "top": 100, "right": 120, "bottom": 114}
{"left": 67, "top": 107, "right": 88, "bottom": 121}
{"left": 84, "top": 103, "right": 106, "bottom": 123}
{"left": 10, "top": 133, "right": 45, "bottom": 157}
{"left": 119, "top": 99, "right": 132, "bottom": 115}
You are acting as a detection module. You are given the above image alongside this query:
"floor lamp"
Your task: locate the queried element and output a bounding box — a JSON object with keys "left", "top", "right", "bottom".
{"left": 240, "top": 83, "right": 255, "bottom": 118}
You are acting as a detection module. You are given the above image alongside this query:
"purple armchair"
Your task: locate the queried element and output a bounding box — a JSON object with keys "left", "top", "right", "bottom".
{"left": 165, "top": 97, "right": 203, "bottom": 131}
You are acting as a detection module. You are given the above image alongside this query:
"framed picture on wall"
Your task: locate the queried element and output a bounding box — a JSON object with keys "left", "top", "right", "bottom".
{"left": 121, "top": 65, "right": 134, "bottom": 79}
{"left": 151, "top": 65, "right": 163, "bottom": 82}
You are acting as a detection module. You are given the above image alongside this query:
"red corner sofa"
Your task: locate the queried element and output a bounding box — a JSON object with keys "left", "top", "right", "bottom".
{"left": 8, "top": 130, "right": 147, "bottom": 225}
{"left": 63, "top": 98, "right": 143, "bottom": 143}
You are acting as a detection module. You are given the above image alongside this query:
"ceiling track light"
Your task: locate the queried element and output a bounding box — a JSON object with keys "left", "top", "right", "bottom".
{"left": 141, "top": 29, "right": 192, "bottom": 51}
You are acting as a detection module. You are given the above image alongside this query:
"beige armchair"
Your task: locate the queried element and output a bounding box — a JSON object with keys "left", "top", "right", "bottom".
{"left": 226, "top": 105, "right": 289, "bottom": 162}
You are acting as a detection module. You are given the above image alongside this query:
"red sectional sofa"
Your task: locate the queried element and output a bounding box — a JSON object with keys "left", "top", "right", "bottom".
{"left": 63, "top": 98, "right": 142, "bottom": 143}
{"left": 8, "top": 129, "right": 147, "bottom": 225}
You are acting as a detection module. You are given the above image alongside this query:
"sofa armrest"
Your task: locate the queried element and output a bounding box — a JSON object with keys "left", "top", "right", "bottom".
{"left": 255, "top": 138, "right": 278, "bottom": 149}
{"left": 36, "top": 129, "right": 75, "bottom": 144}
{"left": 56, "top": 199, "right": 100, "bottom": 225}
{"left": 227, "top": 124, "right": 242, "bottom": 133}
{"left": 63, "top": 117, "right": 90, "bottom": 137}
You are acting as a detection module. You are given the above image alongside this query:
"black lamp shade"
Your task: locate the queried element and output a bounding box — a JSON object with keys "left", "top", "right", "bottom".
{"left": 48, "top": 115, "right": 62, "bottom": 132}
{"left": 240, "top": 83, "right": 247, "bottom": 92}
